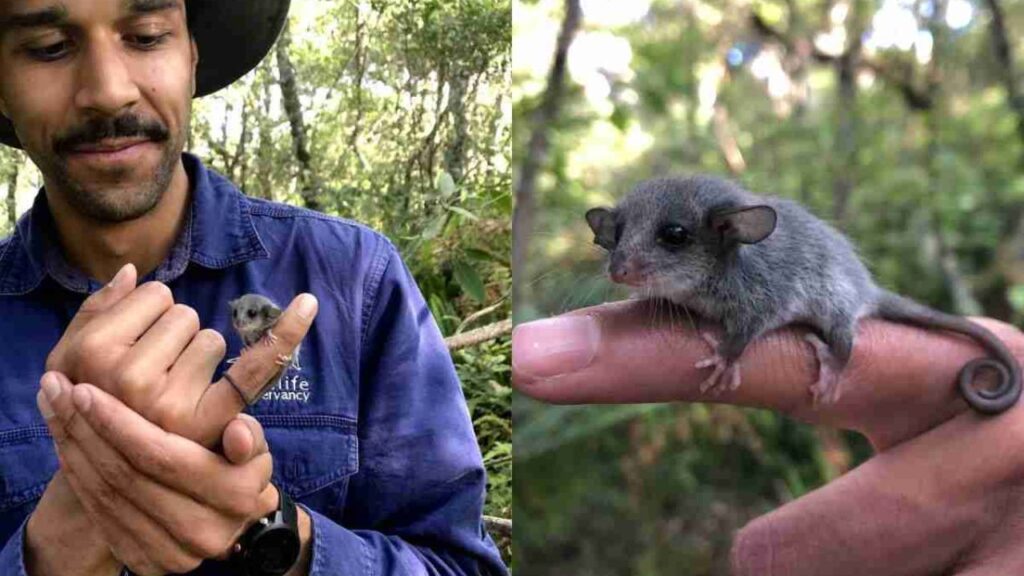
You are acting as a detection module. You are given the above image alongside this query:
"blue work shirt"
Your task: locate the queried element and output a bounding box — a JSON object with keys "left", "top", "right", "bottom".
{"left": 0, "top": 153, "right": 507, "bottom": 575}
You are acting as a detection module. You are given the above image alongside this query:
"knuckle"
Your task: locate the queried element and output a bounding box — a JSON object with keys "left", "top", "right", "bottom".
{"left": 78, "top": 330, "right": 109, "bottom": 357}
{"left": 230, "top": 491, "right": 260, "bottom": 519}
{"left": 169, "top": 304, "right": 200, "bottom": 331}
{"left": 94, "top": 456, "right": 136, "bottom": 493}
{"left": 190, "top": 527, "right": 231, "bottom": 559}
{"left": 117, "top": 363, "right": 152, "bottom": 396}
{"left": 198, "top": 328, "right": 227, "bottom": 356}
{"left": 166, "top": 553, "right": 203, "bottom": 575}
{"left": 154, "top": 401, "right": 191, "bottom": 434}
{"left": 141, "top": 281, "right": 174, "bottom": 308}
{"left": 133, "top": 439, "right": 177, "bottom": 479}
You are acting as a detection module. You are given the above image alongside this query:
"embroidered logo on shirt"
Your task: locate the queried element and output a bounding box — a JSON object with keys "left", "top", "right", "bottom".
{"left": 260, "top": 373, "right": 312, "bottom": 403}
{"left": 225, "top": 355, "right": 311, "bottom": 404}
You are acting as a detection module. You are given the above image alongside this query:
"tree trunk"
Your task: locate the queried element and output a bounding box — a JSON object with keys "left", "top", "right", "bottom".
{"left": 512, "top": 0, "right": 581, "bottom": 304}
{"left": 275, "top": 22, "right": 323, "bottom": 212}
{"left": 444, "top": 70, "right": 470, "bottom": 186}
{"left": 924, "top": 0, "right": 981, "bottom": 315}
{"left": 983, "top": 0, "right": 1024, "bottom": 166}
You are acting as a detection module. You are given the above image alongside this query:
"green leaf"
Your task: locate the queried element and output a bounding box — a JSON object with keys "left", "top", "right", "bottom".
{"left": 437, "top": 170, "right": 457, "bottom": 197}
{"left": 453, "top": 260, "right": 486, "bottom": 303}
{"left": 421, "top": 214, "right": 447, "bottom": 240}
{"left": 446, "top": 205, "right": 480, "bottom": 221}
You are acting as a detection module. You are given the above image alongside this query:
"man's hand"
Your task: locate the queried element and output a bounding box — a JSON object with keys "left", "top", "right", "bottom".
{"left": 37, "top": 371, "right": 278, "bottom": 576}
{"left": 45, "top": 263, "right": 318, "bottom": 447}
{"left": 512, "top": 300, "right": 1024, "bottom": 575}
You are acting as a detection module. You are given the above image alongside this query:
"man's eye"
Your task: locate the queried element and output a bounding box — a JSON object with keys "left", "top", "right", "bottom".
{"left": 128, "top": 33, "right": 170, "bottom": 48}
{"left": 656, "top": 224, "right": 689, "bottom": 248}
{"left": 27, "top": 41, "right": 71, "bottom": 61}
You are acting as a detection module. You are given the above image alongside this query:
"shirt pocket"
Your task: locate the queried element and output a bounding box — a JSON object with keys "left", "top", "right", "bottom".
{"left": 257, "top": 414, "right": 359, "bottom": 506}
{"left": 0, "top": 426, "right": 57, "bottom": 512}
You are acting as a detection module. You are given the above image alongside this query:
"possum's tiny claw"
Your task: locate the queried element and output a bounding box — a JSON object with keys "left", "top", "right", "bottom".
{"left": 699, "top": 332, "right": 720, "bottom": 350}
{"left": 696, "top": 354, "right": 741, "bottom": 394}
{"left": 694, "top": 331, "right": 741, "bottom": 394}
{"left": 805, "top": 333, "right": 842, "bottom": 405}
{"left": 264, "top": 329, "right": 279, "bottom": 347}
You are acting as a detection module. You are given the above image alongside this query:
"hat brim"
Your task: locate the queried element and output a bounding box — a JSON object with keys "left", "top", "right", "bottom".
{"left": 0, "top": 0, "right": 291, "bottom": 149}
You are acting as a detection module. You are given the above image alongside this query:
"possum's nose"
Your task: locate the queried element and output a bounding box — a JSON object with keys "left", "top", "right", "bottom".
{"left": 609, "top": 255, "right": 648, "bottom": 286}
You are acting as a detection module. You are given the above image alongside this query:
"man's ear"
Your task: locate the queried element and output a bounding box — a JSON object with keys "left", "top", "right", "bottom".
{"left": 708, "top": 205, "right": 777, "bottom": 245}
{"left": 190, "top": 37, "right": 199, "bottom": 96}
{"left": 585, "top": 207, "right": 617, "bottom": 250}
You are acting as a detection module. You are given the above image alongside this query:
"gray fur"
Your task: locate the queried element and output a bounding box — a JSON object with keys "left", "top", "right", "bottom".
{"left": 228, "top": 293, "right": 301, "bottom": 371}
{"left": 229, "top": 294, "right": 284, "bottom": 347}
{"left": 587, "top": 175, "right": 1020, "bottom": 413}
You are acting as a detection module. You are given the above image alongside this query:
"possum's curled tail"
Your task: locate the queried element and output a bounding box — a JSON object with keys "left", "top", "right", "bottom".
{"left": 875, "top": 291, "right": 1021, "bottom": 414}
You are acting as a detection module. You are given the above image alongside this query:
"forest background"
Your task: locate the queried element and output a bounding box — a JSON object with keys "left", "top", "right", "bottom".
{"left": 513, "top": 0, "right": 1024, "bottom": 573}
{"left": 0, "top": 0, "right": 513, "bottom": 566}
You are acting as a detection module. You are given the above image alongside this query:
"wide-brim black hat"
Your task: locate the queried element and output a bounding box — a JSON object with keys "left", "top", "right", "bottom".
{"left": 0, "top": 0, "right": 291, "bottom": 149}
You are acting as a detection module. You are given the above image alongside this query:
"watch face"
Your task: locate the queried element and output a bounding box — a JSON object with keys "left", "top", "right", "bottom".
{"left": 250, "top": 528, "right": 301, "bottom": 574}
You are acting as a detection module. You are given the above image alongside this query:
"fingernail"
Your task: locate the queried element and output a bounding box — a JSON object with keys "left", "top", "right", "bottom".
{"left": 41, "top": 372, "right": 62, "bottom": 402}
{"left": 36, "top": 390, "right": 54, "bottom": 419}
{"left": 296, "top": 294, "right": 318, "bottom": 320}
{"left": 512, "top": 316, "right": 600, "bottom": 380}
{"left": 108, "top": 264, "right": 130, "bottom": 289}
{"left": 72, "top": 386, "right": 92, "bottom": 413}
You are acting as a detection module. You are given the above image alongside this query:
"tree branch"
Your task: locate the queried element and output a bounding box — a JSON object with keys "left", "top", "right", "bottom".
{"left": 512, "top": 0, "right": 582, "bottom": 302}
{"left": 444, "top": 320, "right": 513, "bottom": 351}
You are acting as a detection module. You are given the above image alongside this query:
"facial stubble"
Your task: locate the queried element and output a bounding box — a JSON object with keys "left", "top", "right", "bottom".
{"left": 47, "top": 125, "right": 185, "bottom": 224}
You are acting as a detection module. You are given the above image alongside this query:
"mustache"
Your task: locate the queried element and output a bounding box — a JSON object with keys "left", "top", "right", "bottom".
{"left": 54, "top": 114, "right": 170, "bottom": 154}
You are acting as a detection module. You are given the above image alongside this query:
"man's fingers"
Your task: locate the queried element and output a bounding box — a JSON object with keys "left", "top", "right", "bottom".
{"left": 66, "top": 263, "right": 137, "bottom": 327}
{"left": 199, "top": 293, "right": 318, "bottom": 426}
{"left": 45, "top": 264, "right": 137, "bottom": 372}
{"left": 93, "top": 281, "right": 176, "bottom": 344}
{"left": 511, "top": 300, "right": 1024, "bottom": 446}
{"left": 168, "top": 329, "right": 226, "bottom": 390}
{"left": 54, "top": 420, "right": 205, "bottom": 569}
{"left": 57, "top": 391, "right": 245, "bottom": 562}
{"left": 38, "top": 374, "right": 196, "bottom": 575}
{"left": 120, "top": 303, "right": 202, "bottom": 384}
{"left": 731, "top": 409, "right": 1023, "bottom": 576}
{"left": 55, "top": 380, "right": 271, "bottom": 512}
{"left": 221, "top": 414, "right": 269, "bottom": 465}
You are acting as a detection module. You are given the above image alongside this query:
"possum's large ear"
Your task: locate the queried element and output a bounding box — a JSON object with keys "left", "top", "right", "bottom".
{"left": 263, "top": 303, "right": 282, "bottom": 322}
{"left": 585, "top": 207, "right": 617, "bottom": 250}
{"left": 709, "top": 205, "right": 777, "bottom": 245}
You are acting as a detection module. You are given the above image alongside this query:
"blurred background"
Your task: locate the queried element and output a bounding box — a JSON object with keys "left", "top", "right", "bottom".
{"left": 513, "top": 0, "right": 1024, "bottom": 573}
{"left": 0, "top": 0, "right": 512, "bottom": 566}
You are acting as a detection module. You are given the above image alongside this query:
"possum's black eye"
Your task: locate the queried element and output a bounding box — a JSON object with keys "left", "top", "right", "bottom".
{"left": 656, "top": 224, "right": 689, "bottom": 248}
{"left": 247, "top": 309, "right": 257, "bottom": 319}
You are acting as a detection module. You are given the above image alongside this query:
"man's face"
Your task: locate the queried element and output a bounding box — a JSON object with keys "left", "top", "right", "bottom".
{"left": 0, "top": 0, "right": 197, "bottom": 223}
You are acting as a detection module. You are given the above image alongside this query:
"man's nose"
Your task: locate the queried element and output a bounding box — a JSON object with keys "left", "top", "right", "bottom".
{"left": 73, "top": 36, "right": 141, "bottom": 116}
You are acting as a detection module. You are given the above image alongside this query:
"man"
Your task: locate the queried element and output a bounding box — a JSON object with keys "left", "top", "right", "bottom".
{"left": 0, "top": 1, "right": 507, "bottom": 575}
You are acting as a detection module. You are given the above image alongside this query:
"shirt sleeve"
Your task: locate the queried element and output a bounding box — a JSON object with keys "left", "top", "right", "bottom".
{"left": 0, "top": 516, "right": 31, "bottom": 576}
{"left": 303, "top": 240, "right": 507, "bottom": 576}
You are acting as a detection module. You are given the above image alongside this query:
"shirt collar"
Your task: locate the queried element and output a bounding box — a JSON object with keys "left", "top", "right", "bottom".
{"left": 0, "top": 152, "right": 268, "bottom": 296}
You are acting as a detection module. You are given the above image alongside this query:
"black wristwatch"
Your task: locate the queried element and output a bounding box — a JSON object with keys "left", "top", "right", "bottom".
{"left": 231, "top": 485, "right": 301, "bottom": 576}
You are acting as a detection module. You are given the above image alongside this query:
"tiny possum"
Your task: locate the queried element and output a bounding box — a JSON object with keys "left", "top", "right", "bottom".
{"left": 585, "top": 175, "right": 1021, "bottom": 414}
{"left": 229, "top": 294, "right": 302, "bottom": 372}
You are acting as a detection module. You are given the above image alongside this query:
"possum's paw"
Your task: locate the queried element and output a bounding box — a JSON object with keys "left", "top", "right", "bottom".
{"left": 695, "top": 333, "right": 741, "bottom": 394}
{"left": 805, "top": 333, "right": 843, "bottom": 405}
